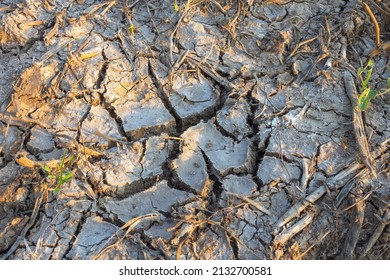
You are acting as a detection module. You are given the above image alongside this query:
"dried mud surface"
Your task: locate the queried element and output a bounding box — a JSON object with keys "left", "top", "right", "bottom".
{"left": 0, "top": 0, "right": 389, "bottom": 260}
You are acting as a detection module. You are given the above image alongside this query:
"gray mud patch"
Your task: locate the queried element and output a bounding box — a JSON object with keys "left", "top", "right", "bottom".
{"left": 0, "top": 0, "right": 389, "bottom": 260}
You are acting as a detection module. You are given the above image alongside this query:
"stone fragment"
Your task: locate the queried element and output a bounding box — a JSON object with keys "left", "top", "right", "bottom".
{"left": 252, "top": 4, "right": 287, "bottom": 21}
{"left": 31, "top": 218, "right": 59, "bottom": 248}
{"left": 169, "top": 73, "right": 219, "bottom": 125}
{"left": 257, "top": 156, "right": 301, "bottom": 185}
{"left": 237, "top": 16, "right": 268, "bottom": 55}
{"left": 113, "top": 78, "right": 175, "bottom": 140}
{"left": 289, "top": 108, "right": 350, "bottom": 136}
{"left": 237, "top": 223, "right": 266, "bottom": 259}
{"left": 26, "top": 126, "right": 54, "bottom": 154}
{"left": 81, "top": 105, "right": 122, "bottom": 147}
{"left": 0, "top": 216, "right": 29, "bottom": 252}
{"left": 0, "top": 125, "right": 23, "bottom": 159}
{"left": 270, "top": 190, "right": 291, "bottom": 218}
{"left": 172, "top": 149, "right": 208, "bottom": 193}
{"left": 177, "top": 20, "right": 224, "bottom": 58}
{"left": 216, "top": 98, "right": 252, "bottom": 140}
{"left": 0, "top": 162, "right": 21, "bottom": 187}
{"left": 51, "top": 205, "right": 90, "bottom": 260}
{"left": 317, "top": 142, "right": 354, "bottom": 176}
{"left": 266, "top": 126, "right": 321, "bottom": 159}
{"left": 222, "top": 175, "right": 257, "bottom": 195}
{"left": 187, "top": 229, "right": 235, "bottom": 260}
{"left": 51, "top": 98, "right": 90, "bottom": 132}
{"left": 103, "top": 181, "right": 194, "bottom": 223}
{"left": 181, "top": 121, "right": 255, "bottom": 176}
{"left": 66, "top": 216, "right": 118, "bottom": 260}
{"left": 101, "top": 144, "right": 143, "bottom": 196}
{"left": 144, "top": 219, "right": 177, "bottom": 241}
{"left": 141, "top": 136, "right": 171, "bottom": 179}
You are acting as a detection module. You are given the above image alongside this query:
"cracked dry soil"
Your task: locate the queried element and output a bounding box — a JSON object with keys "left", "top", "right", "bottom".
{"left": 0, "top": 0, "right": 389, "bottom": 260}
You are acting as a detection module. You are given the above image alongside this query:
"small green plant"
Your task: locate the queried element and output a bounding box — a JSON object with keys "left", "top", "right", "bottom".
{"left": 128, "top": 22, "right": 137, "bottom": 36}
{"left": 173, "top": 0, "right": 180, "bottom": 12}
{"left": 42, "top": 150, "right": 76, "bottom": 195}
{"left": 357, "top": 60, "right": 390, "bottom": 111}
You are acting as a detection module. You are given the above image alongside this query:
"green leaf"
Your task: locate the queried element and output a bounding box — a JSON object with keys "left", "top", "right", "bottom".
{"left": 129, "top": 24, "right": 136, "bottom": 36}
{"left": 174, "top": 0, "right": 179, "bottom": 12}
{"left": 387, "top": 77, "right": 390, "bottom": 86}
{"left": 363, "top": 61, "right": 373, "bottom": 89}
{"left": 58, "top": 170, "right": 73, "bottom": 185}
{"left": 42, "top": 165, "right": 51, "bottom": 173}
{"left": 68, "top": 155, "right": 76, "bottom": 165}
{"left": 53, "top": 186, "right": 60, "bottom": 195}
{"left": 358, "top": 88, "right": 378, "bottom": 111}
{"left": 358, "top": 60, "right": 374, "bottom": 92}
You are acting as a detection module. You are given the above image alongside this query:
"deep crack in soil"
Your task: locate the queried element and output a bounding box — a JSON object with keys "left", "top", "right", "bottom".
{"left": 0, "top": 0, "right": 389, "bottom": 260}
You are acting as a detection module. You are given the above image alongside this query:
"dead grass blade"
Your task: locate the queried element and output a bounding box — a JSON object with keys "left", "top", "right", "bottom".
{"left": 92, "top": 213, "right": 162, "bottom": 260}
{"left": 273, "top": 212, "right": 315, "bottom": 247}
{"left": 343, "top": 71, "right": 377, "bottom": 177}
{"left": 340, "top": 196, "right": 365, "bottom": 259}
{"left": 226, "top": 192, "right": 271, "bottom": 216}
{"left": 293, "top": 230, "right": 331, "bottom": 260}
{"left": 276, "top": 162, "right": 366, "bottom": 230}
{"left": 15, "top": 150, "right": 74, "bottom": 169}
{"left": 361, "top": 209, "right": 390, "bottom": 257}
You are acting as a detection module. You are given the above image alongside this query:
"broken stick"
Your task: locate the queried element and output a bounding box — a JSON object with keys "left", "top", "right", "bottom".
{"left": 343, "top": 71, "right": 377, "bottom": 177}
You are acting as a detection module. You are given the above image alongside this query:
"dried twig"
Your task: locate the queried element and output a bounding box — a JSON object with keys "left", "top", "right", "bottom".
{"left": 335, "top": 169, "right": 369, "bottom": 208}
{"left": 288, "top": 37, "right": 317, "bottom": 58}
{"left": 360, "top": 209, "right": 390, "bottom": 257}
{"left": 226, "top": 192, "right": 271, "bottom": 216}
{"left": 343, "top": 71, "right": 377, "bottom": 177}
{"left": 365, "top": 0, "right": 390, "bottom": 18}
{"left": 273, "top": 212, "right": 315, "bottom": 247}
{"left": 275, "top": 162, "right": 365, "bottom": 230}
{"left": 92, "top": 213, "right": 162, "bottom": 260}
{"left": 359, "top": 1, "right": 390, "bottom": 56}
{"left": 340, "top": 196, "right": 365, "bottom": 259}
{"left": 361, "top": 2, "right": 381, "bottom": 47}
{"left": 187, "top": 56, "right": 236, "bottom": 91}
{"left": 294, "top": 230, "right": 331, "bottom": 260}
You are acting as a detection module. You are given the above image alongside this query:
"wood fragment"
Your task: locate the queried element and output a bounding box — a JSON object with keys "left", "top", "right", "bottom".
{"left": 336, "top": 180, "right": 356, "bottom": 208}
{"left": 288, "top": 37, "right": 317, "bottom": 58}
{"left": 19, "top": 20, "right": 44, "bottom": 28}
{"left": 343, "top": 71, "right": 377, "bottom": 177}
{"left": 0, "top": 112, "right": 50, "bottom": 129}
{"left": 365, "top": 0, "right": 390, "bottom": 18}
{"left": 273, "top": 212, "right": 315, "bottom": 246}
{"left": 361, "top": 209, "right": 390, "bottom": 257}
{"left": 276, "top": 162, "right": 365, "bottom": 230}
{"left": 39, "top": 38, "right": 74, "bottom": 62}
{"left": 340, "top": 196, "right": 365, "bottom": 259}
{"left": 187, "top": 56, "right": 236, "bottom": 91}
{"left": 275, "top": 186, "right": 326, "bottom": 230}
{"left": 15, "top": 150, "right": 75, "bottom": 169}
{"left": 92, "top": 130, "right": 129, "bottom": 145}
{"left": 226, "top": 192, "right": 271, "bottom": 216}
{"left": 361, "top": 2, "right": 381, "bottom": 47}
{"left": 336, "top": 168, "right": 369, "bottom": 208}
{"left": 294, "top": 230, "right": 330, "bottom": 260}
{"left": 44, "top": 10, "right": 66, "bottom": 45}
